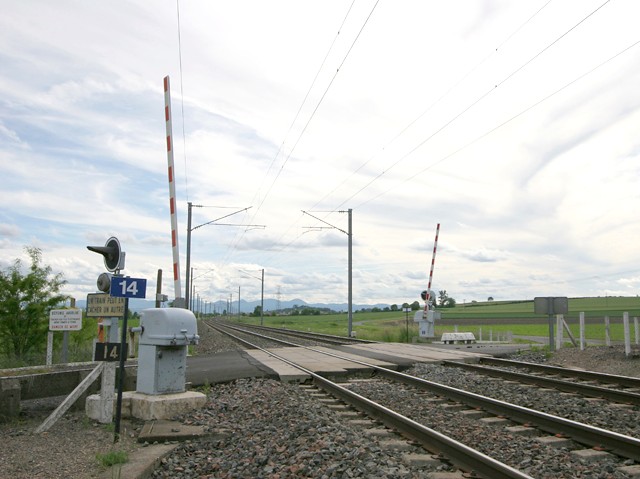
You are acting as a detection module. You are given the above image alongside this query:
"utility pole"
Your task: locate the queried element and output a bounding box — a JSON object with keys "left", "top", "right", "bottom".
{"left": 347, "top": 208, "right": 352, "bottom": 337}
{"left": 302, "top": 209, "right": 353, "bottom": 337}
{"left": 185, "top": 204, "right": 261, "bottom": 311}
{"left": 185, "top": 202, "right": 199, "bottom": 310}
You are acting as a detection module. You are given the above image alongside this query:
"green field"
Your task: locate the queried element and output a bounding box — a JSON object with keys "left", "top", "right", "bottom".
{"left": 234, "top": 296, "right": 640, "bottom": 344}
{"left": 442, "top": 296, "right": 640, "bottom": 319}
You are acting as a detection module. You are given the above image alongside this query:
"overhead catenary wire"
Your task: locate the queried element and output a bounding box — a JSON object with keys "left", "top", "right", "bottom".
{"left": 187, "top": 2, "right": 633, "bottom": 302}
{"left": 308, "top": 0, "right": 556, "bottom": 214}
{"left": 327, "top": 0, "right": 614, "bottom": 213}
{"left": 219, "top": 0, "right": 381, "bottom": 268}
{"left": 257, "top": 2, "right": 634, "bottom": 288}
{"left": 257, "top": 0, "right": 569, "bottom": 265}
{"left": 355, "top": 37, "right": 640, "bottom": 210}
{"left": 247, "top": 0, "right": 358, "bottom": 210}
{"left": 175, "top": 0, "right": 189, "bottom": 202}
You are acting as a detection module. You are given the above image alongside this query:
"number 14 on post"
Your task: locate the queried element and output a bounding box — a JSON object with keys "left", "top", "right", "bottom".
{"left": 110, "top": 276, "right": 147, "bottom": 299}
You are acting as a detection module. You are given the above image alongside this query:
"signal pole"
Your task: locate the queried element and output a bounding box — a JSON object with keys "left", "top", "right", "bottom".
{"left": 302, "top": 209, "right": 353, "bottom": 337}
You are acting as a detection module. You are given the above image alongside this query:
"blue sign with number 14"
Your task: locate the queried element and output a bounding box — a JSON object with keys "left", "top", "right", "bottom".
{"left": 110, "top": 276, "right": 147, "bottom": 298}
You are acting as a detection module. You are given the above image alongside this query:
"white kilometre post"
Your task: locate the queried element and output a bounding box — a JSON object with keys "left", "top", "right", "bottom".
{"left": 623, "top": 312, "right": 631, "bottom": 357}
{"left": 164, "top": 75, "right": 184, "bottom": 307}
{"left": 46, "top": 331, "right": 53, "bottom": 366}
{"left": 556, "top": 314, "right": 563, "bottom": 350}
{"left": 579, "top": 312, "right": 585, "bottom": 350}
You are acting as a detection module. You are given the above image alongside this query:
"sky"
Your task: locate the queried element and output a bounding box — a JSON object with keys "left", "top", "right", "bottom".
{"left": 1, "top": 0, "right": 639, "bottom": 309}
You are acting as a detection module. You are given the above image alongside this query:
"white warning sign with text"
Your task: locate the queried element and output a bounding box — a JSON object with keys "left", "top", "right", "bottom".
{"left": 49, "top": 308, "right": 83, "bottom": 331}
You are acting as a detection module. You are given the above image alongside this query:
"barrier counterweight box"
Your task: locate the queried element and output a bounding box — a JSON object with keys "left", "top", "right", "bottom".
{"left": 135, "top": 308, "right": 199, "bottom": 395}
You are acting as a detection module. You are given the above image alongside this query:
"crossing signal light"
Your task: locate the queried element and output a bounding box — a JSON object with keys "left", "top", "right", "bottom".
{"left": 87, "top": 237, "right": 125, "bottom": 272}
{"left": 96, "top": 272, "right": 113, "bottom": 293}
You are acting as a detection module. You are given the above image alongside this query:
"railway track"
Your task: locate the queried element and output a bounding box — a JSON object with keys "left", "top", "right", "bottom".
{"left": 479, "top": 356, "right": 640, "bottom": 389}
{"left": 205, "top": 321, "right": 530, "bottom": 478}
{"left": 441, "top": 358, "right": 640, "bottom": 406}
{"left": 203, "top": 320, "right": 640, "bottom": 477}
{"left": 214, "top": 320, "right": 375, "bottom": 346}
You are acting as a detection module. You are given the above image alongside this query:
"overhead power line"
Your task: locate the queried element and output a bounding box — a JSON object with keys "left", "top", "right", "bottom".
{"left": 356, "top": 37, "right": 640, "bottom": 209}
{"left": 220, "top": 0, "right": 380, "bottom": 268}
{"left": 328, "top": 0, "right": 614, "bottom": 212}
{"left": 308, "top": 0, "right": 556, "bottom": 214}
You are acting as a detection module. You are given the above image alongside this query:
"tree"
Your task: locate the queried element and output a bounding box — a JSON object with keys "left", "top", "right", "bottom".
{"left": 487, "top": 297, "right": 494, "bottom": 302}
{"left": 410, "top": 301, "right": 420, "bottom": 311}
{"left": 0, "top": 247, "right": 67, "bottom": 360}
{"left": 390, "top": 304, "right": 398, "bottom": 311}
{"left": 444, "top": 297, "right": 457, "bottom": 308}
{"left": 253, "top": 305, "right": 262, "bottom": 317}
{"left": 438, "top": 290, "right": 449, "bottom": 307}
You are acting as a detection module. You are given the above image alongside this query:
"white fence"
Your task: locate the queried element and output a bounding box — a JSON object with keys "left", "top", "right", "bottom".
{"left": 555, "top": 312, "right": 639, "bottom": 357}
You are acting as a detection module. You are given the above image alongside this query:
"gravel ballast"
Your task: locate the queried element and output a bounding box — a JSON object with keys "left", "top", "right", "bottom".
{"left": 151, "top": 379, "right": 444, "bottom": 479}
{"left": 2, "top": 324, "right": 639, "bottom": 478}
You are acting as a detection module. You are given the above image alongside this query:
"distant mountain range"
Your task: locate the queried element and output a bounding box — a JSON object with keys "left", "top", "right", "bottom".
{"left": 74, "top": 296, "right": 393, "bottom": 314}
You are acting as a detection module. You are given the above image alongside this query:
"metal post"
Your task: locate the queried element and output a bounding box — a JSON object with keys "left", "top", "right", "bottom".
{"left": 623, "top": 312, "right": 631, "bottom": 357}
{"left": 185, "top": 202, "right": 192, "bottom": 310}
{"left": 114, "top": 297, "right": 129, "bottom": 443}
{"left": 155, "top": 269, "right": 162, "bottom": 308}
{"left": 238, "top": 286, "right": 241, "bottom": 319}
{"left": 405, "top": 308, "right": 409, "bottom": 343}
{"left": 190, "top": 268, "right": 194, "bottom": 311}
{"left": 347, "top": 208, "right": 353, "bottom": 337}
{"left": 260, "top": 269, "right": 264, "bottom": 326}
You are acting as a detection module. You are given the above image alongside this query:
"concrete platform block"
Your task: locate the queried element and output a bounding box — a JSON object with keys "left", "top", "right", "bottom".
{"left": 128, "top": 391, "right": 207, "bottom": 421}
{"left": 618, "top": 464, "right": 640, "bottom": 478}
{"left": 99, "top": 443, "right": 177, "bottom": 479}
{"left": 333, "top": 410, "right": 361, "bottom": 419}
{"left": 86, "top": 392, "right": 122, "bottom": 422}
{"left": 505, "top": 425, "right": 539, "bottom": 437}
{"left": 427, "top": 472, "right": 467, "bottom": 479}
{"left": 347, "top": 419, "right": 377, "bottom": 427}
{"left": 364, "top": 427, "right": 395, "bottom": 438}
{"left": 402, "top": 453, "right": 442, "bottom": 467}
{"left": 0, "top": 378, "right": 21, "bottom": 420}
{"left": 379, "top": 439, "right": 413, "bottom": 451}
{"left": 536, "top": 435, "right": 572, "bottom": 448}
{"left": 460, "top": 409, "right": 489, "bottom": 419}
{"left": 137, "top": 419, "right": 222, "bottom": 443}
{"left": 570, "top": 448, "right": 613, "bottom": 462}
{"left": 87, "top": 390, "right": 206, "bottom": 421}
{"left": 478, "top": 416, "right": 511, "bottom": 427}
{"left": 439, "top": 403, "right": 467, "bottom": 411}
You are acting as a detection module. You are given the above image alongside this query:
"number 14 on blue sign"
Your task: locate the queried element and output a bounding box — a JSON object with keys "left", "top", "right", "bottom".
{"left": 110, "top": 277, "right": 147, "bottom": 298}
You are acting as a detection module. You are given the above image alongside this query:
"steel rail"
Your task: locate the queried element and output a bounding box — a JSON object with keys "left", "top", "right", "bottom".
{"left": 442, "top": 360, "right": 640, "bottom": 406}
{"left": 226, "top": 321, "right": 377, "bottom": 344}
{"left": 373, "top": 370, "right": 640, "bottom": 462}
{"left": 206, "top": 321, "right": 532, "bottom": 479}
{"left": 210, "top": 321, "right": 327, "bottom": 348}
{"left": 205, "top": 321, "right": 640, "bottom": 461}
{"left": 479, "top": 357, "right": 640, "bottom": 389}
{"left": 217, "top": 320, "right": 364, "bottom": 345}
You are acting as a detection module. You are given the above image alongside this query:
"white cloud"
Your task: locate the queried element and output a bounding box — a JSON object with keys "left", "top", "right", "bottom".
{"left": 1, "top": 0, "right": 640, "bottom": 306}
